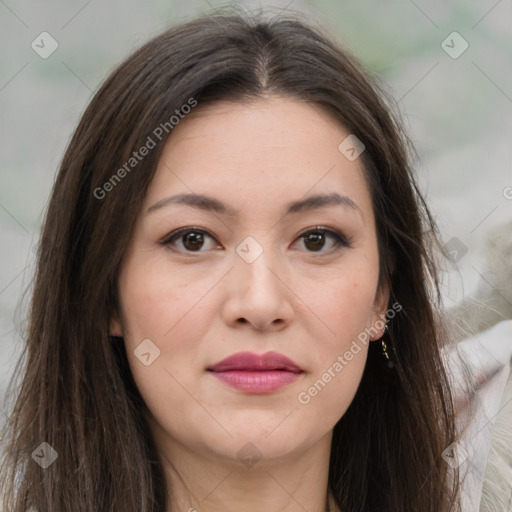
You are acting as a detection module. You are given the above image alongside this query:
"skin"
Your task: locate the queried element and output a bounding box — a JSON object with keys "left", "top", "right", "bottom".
{"left": 110, "top": 96, "right": 389, "bottom": 512}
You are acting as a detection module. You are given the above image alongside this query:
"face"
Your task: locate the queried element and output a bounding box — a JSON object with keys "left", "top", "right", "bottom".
{"left": 111, "top": 96, "right": 389, "bottom": 467}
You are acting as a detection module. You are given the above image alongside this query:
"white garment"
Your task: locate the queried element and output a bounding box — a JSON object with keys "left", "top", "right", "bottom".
{"left": 442, "top": 320, "right": 512, "bottom": 512}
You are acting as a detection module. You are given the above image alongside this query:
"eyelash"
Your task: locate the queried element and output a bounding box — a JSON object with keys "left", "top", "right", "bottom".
{"left": 160, "top": 226, "right": 353, "bottom": 255}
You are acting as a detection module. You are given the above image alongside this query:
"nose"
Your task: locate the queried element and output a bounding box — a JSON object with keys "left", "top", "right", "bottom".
{"left": 221, "top": 243, "right": 295, "bottom": 332}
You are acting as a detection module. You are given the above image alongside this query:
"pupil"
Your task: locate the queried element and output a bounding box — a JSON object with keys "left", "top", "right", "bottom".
{"left": 184, "top": 232, "right": 203, "bottom": 251}
{"left": 305, "top": 233, "right": 324, "bottom": 251}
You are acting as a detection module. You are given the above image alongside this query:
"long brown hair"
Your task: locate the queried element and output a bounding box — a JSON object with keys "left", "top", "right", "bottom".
{"left": 1, "top": 8, "right": 462, "bottom": 511}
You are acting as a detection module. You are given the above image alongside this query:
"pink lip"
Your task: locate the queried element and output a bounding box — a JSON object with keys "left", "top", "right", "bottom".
{"left": 207, "top": 351, "right": 303, "bottom": 394}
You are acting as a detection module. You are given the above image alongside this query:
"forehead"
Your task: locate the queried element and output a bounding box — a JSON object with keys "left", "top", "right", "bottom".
{"left": 143, "top": 96, "right": 373, "bottom": 222}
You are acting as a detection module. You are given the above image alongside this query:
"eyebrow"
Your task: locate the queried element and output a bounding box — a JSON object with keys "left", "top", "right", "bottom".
{"left": 146, "top": 192, "right": 362, "bottom": 218}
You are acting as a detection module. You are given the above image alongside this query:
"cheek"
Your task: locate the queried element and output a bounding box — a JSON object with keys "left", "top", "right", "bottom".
{"left": 298, "top": 285, "right": 372, "bottom": 413}
{"left": 297, "top": 256, "right": 379, "bottom": 350}
{"left": 291, "top": 260, "right": 378, "bottom": 425}
{"left": 297, "top": 343, "right": 368, "bottom": 429}
{"left": 117, "top": 258, "right": 217, "bottom": 408}
{"left": 118, "top": 257, "right": 213, "bottom": 348}
{"left": 117, "top": 263, "right": 215, "bottom": 442}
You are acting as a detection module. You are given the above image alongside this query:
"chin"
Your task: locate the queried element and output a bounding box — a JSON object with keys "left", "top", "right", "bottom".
{"left": 202, "top": 419, "right": 321, "bottom": 464}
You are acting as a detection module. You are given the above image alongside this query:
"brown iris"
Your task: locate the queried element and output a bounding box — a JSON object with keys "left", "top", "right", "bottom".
{"left": 303, "top": 232, "right": 325, "bottom": 251}
{"left": 182, "top": 231, "right": 204, "bottom": 251}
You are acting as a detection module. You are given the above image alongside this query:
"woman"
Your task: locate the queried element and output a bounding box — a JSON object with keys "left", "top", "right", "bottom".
{"left": 0, "top": 10, "right": 464, "bottom": 512}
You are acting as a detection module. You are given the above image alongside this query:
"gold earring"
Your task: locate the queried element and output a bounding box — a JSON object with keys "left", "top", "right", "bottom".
{"left": 381, "top": 339, "right": 390, "bottom": 360}
{"left": 380, "top": 324, "right": 395, "bottom": 369}
{"left": 381, "top": 323, "right": 389, "bottom": 359}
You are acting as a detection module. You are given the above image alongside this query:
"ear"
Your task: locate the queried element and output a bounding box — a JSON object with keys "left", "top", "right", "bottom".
{"left": 369, "top": 279, "right": 390, "bottom": 341}
{"left": 109, "top": 310, "right": 123, "bottom": 337}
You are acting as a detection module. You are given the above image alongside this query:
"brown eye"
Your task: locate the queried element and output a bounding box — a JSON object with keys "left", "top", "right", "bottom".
{"left": 295, "top": 228, "right": 351, "bottom": 253}
{"left": 161, "top": 228, "right": 220, "bottom": 253}
{"left": 303, "top": 232, "right": 326, "bottom": 251}
{"left": 182, "top": 231, "right": 205, "bottom": 251}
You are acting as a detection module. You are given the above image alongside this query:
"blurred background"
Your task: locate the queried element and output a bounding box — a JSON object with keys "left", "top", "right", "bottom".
{"left": 1, "top": 0, "right": 511, "bottom": 426}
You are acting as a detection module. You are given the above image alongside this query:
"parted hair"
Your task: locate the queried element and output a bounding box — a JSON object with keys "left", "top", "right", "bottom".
{"left": 1, "top": 8, "right": 461, "bottom": 511}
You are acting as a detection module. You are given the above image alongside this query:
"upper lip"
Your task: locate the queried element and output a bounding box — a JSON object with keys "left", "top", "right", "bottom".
{"left": 207, "top": 351, "right": 303, "bottom": 373}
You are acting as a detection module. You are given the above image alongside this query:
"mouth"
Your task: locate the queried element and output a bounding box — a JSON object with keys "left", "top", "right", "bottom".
{"left": 207, "top": 351, "right": 304, "bottom": 394}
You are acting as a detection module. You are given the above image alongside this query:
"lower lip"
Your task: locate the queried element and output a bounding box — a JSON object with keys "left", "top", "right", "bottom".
{"left": 209, "top": 370, "right": 302, "bottom": 393}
